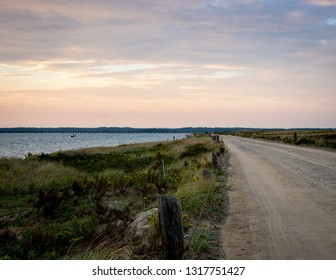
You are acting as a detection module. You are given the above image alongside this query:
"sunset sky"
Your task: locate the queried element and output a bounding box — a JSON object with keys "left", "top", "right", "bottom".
{"left": 0, "top": 0, "right": 335, "bottom": 128}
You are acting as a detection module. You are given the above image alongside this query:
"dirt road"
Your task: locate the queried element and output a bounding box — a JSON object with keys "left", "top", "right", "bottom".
{"left": 221, "top": 136, "right": 336, "bottom": 259}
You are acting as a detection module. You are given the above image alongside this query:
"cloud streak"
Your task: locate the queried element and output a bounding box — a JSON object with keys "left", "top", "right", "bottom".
{"left": 306, "top": 0, "right": 336, "bottom": 6}
{"left": 0, "top": 0, "right": 335, "bottom": 127}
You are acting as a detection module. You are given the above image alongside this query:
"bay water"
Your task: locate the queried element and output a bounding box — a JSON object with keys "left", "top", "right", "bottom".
{"left": 0, "top": 133, "right": 186, "bottom": 158}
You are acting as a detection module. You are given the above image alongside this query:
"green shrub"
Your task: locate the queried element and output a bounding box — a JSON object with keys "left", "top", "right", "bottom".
{"left": 180, "top": 144, "right": 210, "bottom": 158}
{"left": 295, "top": 137, "right": 315, "bottom": 145}
{"left": 282, "top": 137, "right": 294, "bottom": 144}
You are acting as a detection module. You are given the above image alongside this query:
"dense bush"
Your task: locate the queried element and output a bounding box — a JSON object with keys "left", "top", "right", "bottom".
{"left": 180, "top": 144, "right": 210, "bottom": 158}
{"left": 295, "top": 137, "right": 315, "bottom": 146}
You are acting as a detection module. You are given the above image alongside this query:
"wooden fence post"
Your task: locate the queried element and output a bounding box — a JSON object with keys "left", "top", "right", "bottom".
{"left": 161, "top": 160, "right": 166, "bottom": 178}
{"left": 212, "top": 152, "right": 218, "bottom": 169}
{"left": 294, "top": 132, "right": 298, "bottom": 143}
{"left": 158, "top": 195, "right": 184, "bottom": 260}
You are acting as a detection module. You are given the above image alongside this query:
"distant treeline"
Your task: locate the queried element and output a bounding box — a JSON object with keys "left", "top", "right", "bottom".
{"left": 0, "top": 127, "right": 334, "bottom": 134}
{"left": 0, "top": 127, "right": 239, "bottom": 134}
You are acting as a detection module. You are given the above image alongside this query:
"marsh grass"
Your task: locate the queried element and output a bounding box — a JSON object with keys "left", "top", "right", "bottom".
{"left": 191, "top": 227, "right": 212, "bottom": 254}
{"left": 0, "top": 134, "right": 227, "bottom": 260}
{"left": 0, "top": 158, "right": 78, "bottom": 196}
{"left": 65, "top": 239, "right": 133, "bottom": 260}
{"left": 230, "top": 129, "right": 336, "bottom": 149}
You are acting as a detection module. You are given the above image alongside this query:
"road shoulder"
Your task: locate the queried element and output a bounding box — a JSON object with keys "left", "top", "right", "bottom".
{"left": 221, "top": 147, "right": 256, "bottom": 259}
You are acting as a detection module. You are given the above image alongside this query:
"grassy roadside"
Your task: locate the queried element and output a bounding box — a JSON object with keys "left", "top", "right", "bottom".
{"left": 0, "top": 135, "right": 228, "bottom": 260}
{"left": 226, "top": 129, "right": 336, "bottom": 149}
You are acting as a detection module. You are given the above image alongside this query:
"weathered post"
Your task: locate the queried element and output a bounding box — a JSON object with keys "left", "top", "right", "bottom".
{"left": 212, "top": 152, "right": 218, "bottom": 169}
{"left": 158, "top": 195, "right": 184, "bottom": 260}
{"left": 294, "top": 132, "right": 298, "bottom": 143}
{"left": 160, "top": 160, "right": 166, "bottom": 178}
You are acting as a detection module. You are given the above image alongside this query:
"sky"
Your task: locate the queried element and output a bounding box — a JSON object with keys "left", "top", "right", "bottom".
{"left": 0, "top": 0, "right": 335, "bottom": 128}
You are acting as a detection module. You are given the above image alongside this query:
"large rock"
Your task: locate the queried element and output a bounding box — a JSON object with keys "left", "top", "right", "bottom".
{"left": 124, "top": 208, "right": 160, "bottom": 250}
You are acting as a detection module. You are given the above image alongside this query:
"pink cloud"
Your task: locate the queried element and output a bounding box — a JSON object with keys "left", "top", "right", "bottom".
{"left": 306, "top": 0, "right": 336, "bottom": 6}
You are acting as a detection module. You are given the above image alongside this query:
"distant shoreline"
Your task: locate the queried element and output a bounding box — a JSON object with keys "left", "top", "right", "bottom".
{"left": 0, "top": 127, "right": 233, "bottom": 134}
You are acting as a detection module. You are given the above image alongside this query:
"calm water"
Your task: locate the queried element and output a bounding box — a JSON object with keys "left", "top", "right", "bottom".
{"left": 0, "top": 133, "right": 186, "bottom": 158}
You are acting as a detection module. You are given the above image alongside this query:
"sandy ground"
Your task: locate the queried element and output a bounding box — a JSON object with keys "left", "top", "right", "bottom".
{"left": 221, "top": 136, "right": 336, "bottom": 260}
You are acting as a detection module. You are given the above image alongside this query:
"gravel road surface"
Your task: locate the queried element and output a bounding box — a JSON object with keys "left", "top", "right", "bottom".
{"left": 221, "top": 136, "right": 336, "bottom": 259}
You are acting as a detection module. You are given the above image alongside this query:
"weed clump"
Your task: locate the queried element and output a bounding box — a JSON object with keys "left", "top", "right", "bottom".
{"left": 180, "top": 144, "right": 210, "bottom": 158}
